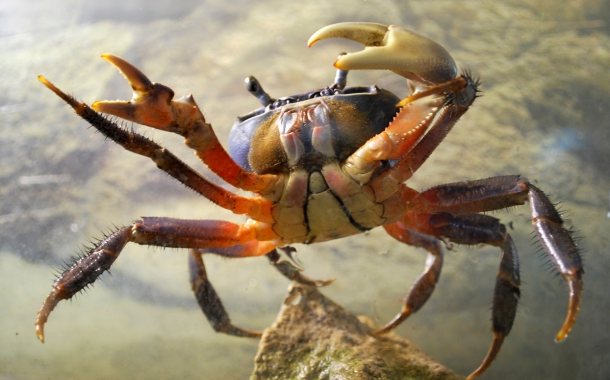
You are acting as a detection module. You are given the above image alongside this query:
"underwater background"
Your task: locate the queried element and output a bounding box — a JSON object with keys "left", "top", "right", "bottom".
{"left": 1, "top": 0, "right": 610, "bottom": 379}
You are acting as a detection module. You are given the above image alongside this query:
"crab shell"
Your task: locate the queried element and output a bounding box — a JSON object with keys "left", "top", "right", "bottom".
{"left": 229, "top": 86, "right": 400, "bottom": 174}
{"left": 227, "top": 86, "right": 402, "bottom": 244}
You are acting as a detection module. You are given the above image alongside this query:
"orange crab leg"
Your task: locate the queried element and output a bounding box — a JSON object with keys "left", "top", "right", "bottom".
{"left": 344, "top": 77, "right": 467, "bottom": 184}
{"left": 38, "top": 76, "right": 275, "bottom": 224}
{"left": 35, "top": 218, "right": 279, "bottom": 343}
{"left": 370, "top": 76, "right": 477, "bottom": 202}
{"left": 90, "top": 54, "right": 281, "bottom": 194}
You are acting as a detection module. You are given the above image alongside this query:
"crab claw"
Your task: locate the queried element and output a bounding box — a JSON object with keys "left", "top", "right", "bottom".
{"left": 308, "top": 22, "right": 457, "bottom": 87}
{"left": 92, "top": 53, "right": 199, "bottom": 132}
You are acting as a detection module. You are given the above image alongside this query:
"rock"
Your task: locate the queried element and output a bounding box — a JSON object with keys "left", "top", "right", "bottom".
{"left": 252, "top": 284, "right": 464, "bottom": 380}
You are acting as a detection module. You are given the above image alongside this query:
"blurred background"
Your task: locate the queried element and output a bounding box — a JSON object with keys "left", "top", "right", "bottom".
{"left": 1, "top": 0, "right": 610, "bottom": 379}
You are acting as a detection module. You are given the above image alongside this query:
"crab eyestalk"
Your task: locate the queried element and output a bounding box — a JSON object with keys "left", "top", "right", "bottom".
{"left": 308, "top": 22, "right": 457, "bottom": 87}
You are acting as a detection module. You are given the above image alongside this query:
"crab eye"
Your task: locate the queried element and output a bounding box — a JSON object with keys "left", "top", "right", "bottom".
{"left": 247, "top": 79, "right": 258, "bottom": 92}
{"left": 245, "top": 76, "right": 273, "bottom": 106}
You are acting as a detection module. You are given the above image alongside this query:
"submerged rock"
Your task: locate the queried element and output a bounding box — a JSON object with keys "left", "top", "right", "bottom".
{"left": 252, "top": 284, "right": 463, "bottom": 380}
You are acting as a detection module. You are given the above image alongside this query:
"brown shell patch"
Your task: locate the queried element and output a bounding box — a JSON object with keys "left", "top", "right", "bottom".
{"left": 328, "top": 99, "right": 383, "bottom": 161}
{"left": 248, "top": 113, "right": 288, "bottom": 174}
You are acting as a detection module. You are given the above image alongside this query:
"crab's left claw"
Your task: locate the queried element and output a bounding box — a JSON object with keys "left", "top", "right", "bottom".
{"left": 92, "top": 54, "right": 201, "bottom": 133}
{"left": 308, "top": 22, "right": 457, "bottom": 87}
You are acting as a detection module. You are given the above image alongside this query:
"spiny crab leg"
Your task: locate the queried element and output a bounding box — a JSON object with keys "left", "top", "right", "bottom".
{"left": 35, "top": 218, "right": 280, "bottom": 343}
{"left": 528, "top": 185, "right": 584, "bottom": 343}
{"left": 93, "top": 54, "right": 281, "bottom": 195}
{"left": 38, "top": 76, "right": 274, "bottom": 224}
{"left": 308, "top": 22, "right": 457, "bottom": 87}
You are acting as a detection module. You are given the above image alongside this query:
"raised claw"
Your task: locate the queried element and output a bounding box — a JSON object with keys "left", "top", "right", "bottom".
{"left": 92, "top": 53, "right": 198, "bottom": 132}
{"left": 308, "top": 22, "right": 457, "bottom": 87}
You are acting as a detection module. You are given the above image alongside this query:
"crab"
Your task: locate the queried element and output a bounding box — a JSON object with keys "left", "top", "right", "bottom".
{"left": 35, "top": 22, "right": 583, "bottom": 379}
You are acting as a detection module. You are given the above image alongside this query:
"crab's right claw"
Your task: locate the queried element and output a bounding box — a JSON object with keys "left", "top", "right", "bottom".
{"left": 308, "top": 22, "right": 457, "bottom": 87}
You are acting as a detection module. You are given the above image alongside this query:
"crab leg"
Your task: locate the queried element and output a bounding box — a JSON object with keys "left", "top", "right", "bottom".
{"left": 89, "top": 54, "right": 281, "bottom": 194}
{"left": 386, "top": 176, "right": 582, "bottom": 378}
{"left": 380, "top": 211, "right": 515, "bottom": 328}
{"left": 375, "top": 227, "right": 444, "bottom": 334}
{"left": 266, "top": 247, "right": 335, "bottom": 287}
{"left": 411, "top": 175, "right": 530, "bottom": 214}
{"left": 528, "top": 185, "right": 583, "bottom": 342}
{"left": 189, "top": 249, "right": 263, "bottom": 338}
{"left": 35, "top": 217, "right": 279, "bottom": 343}
{"left": 468, "top": 235, "right": 520, "bottom": 380}
{"left": 188, "top": 245, "right": 333, "bottom": 338}
{"left": 192, "top": 242, "right": 333, "bottom": 287}
{"left": 408, "top": 176, "right": 583, "bottom": 341}
{"left": 38, "top": 76, "right": 274, "bottom": 224}
{"left": 384, "top": 211, "right": 520, "bottom": 379}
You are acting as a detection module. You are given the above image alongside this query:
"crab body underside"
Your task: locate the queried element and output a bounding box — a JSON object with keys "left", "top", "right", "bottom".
{"left": 36, "top": 22, "right": 583, "bottom": 379}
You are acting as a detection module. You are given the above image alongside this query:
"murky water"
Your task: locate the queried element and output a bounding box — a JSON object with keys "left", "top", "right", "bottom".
{"left": 2, "top": 1, "right": 610, "bottom": 379}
